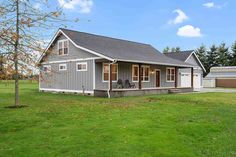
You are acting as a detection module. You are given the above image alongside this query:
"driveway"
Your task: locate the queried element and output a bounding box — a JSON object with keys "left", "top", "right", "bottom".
{"left": 200, "top": 88, "right": 236, "bottom": 93}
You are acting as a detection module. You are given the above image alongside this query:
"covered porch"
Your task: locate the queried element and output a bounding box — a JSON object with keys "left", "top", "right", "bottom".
{"left": 94, "top": 60, "right": 194, "bottom": 97}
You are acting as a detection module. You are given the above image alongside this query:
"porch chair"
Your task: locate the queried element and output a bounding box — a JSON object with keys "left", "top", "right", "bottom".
{"left": 124, "top": 79, "right": 136, "bottom": 88}
{"left": 116, "top": 79, "right": 124, "bottom": 89}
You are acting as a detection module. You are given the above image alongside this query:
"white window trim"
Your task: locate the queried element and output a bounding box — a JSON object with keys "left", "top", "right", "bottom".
{"left": 59, "top": 64, "right": 67, "bottom": 71}
{"left": 58, "top": 39, "right": 69, "bottom": 56}
{"left": 166, "top": 67, "right": 175, "bottom": 82}
{"left": 102, "top": 63, "right": 118, "bottom": 82}
{"left": 76, "top": 62, "right": 87, "bottom": 71}
{"left": 132, "top": 64, "right": 139, "bottom": 82}
{"left": 43, "top": 65, "right": 51, "bottom": 73}
{"left": 141, "top": 65, "right": 150, "bottom": 82}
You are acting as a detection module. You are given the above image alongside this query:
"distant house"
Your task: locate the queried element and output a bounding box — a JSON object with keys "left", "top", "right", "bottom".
{"left": 38, "top": 28, "right": 200, "bottom": 97}
{"left": 165, "top": 51, "right": 206, "bottom": 91}
{"left": 203, "top": 66, "right": 236, "bottom": 88}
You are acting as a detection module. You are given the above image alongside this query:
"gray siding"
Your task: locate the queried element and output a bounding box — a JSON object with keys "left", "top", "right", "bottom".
{"left": 186, "top": 55, "right": 201, "bottom": 67}
{"left": 95, "top": 62, "right": 175, "bottom": 90}
{"left": 45, "top": 34, "right": 97, "bottom": 62}
{"left": 40, "top": 34, "right": 98, "bottom": 92}
{"left": 40, "top": 60, "right": 94, "bottom": 91}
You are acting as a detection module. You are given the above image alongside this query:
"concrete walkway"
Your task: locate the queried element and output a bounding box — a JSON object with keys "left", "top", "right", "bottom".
{"left": 200, "top": 88, "right": 236, "bottom": 93}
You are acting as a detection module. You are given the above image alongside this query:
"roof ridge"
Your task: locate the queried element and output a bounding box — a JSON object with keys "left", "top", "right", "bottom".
{"left": 59, "top": 28, "right": 151, "bottom": 46}
{"left": 167, "top": 50, "right": 194, "bottom": 54}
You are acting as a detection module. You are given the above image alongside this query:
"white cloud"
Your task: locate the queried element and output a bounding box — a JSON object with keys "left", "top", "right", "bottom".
{"left": 203, "top": 2, "right": 227, "bottom": 9}
{"left": 168, "top": 9, "right": 188, "bottom": 25}
{"left": 177, "top": 25, "right": 203, "bottom": 37}
{"left": 203, "top": 2, "right": 215, "bottom": 8}
{"left": 58, "top": 0, "right": 93, "bottom": 13}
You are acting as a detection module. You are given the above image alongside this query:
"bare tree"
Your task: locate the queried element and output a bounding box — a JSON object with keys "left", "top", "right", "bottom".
{"left": 0, "top": 0, "right": 74, "bottom": 107}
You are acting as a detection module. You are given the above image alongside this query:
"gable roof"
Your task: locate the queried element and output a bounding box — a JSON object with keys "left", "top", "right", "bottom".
{"left": 164, "top": 50, "right": 193, "bottom": 62}
{"left": 165, "top": 50, "right": 206, "bottom": 72}
{"left": 39, "top": 28, "right": 193, "bottom": 67}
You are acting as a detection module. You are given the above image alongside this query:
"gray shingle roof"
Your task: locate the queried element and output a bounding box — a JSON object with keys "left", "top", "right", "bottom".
{"left": 60, "top": 28, "right": 193, "bottom": 67}
{"left": 164, "top": 50, "right": 194, "bottom": 62}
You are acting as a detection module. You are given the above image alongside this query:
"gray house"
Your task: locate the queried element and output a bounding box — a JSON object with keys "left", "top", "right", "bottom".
{"left": 165, "top": 51, "right": 206, "bottom": 91}
{"left": 39, "top": 28, "right": 198, "bottom": 97}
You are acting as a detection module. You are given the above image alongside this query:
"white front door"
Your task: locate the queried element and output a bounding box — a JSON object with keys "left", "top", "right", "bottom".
{"left": 193, "top": 73, "right": 201, "bottom": 90}
{"left": 180, "top": 73, "right": 191, "bottom": 87}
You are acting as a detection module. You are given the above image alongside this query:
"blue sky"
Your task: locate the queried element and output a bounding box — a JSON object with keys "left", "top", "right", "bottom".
{"left": 45, "top": 0, "right": 236, "bottom": 51}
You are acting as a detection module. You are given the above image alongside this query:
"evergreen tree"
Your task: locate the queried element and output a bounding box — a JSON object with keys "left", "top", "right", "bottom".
{"left": 170, "top": 47, "right": 181, "bottom": 53}
{"left": 230, "top": 41, "right": 236, "bottom": 65}
{"left": 216, "top": 43, "right": 230, "bottom": 66}
{"left": 175, "top": 47, "right": 181, "bottom": 52}
{"left": 206, "top": 45, "right": 218, "bottom": 73}
{"left": 195, "top": 45, "right": 207, "bottom": 69}
{"left": 163, "top": 46, "right": 170, "bottom": 53}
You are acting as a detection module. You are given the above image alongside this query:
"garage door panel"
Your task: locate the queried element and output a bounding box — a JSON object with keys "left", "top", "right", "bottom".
{"left": 181, "top": 73, "right": 191, "bottom": 87}
{"left": 216, "top": 79, "right": 236, "bottom": 88}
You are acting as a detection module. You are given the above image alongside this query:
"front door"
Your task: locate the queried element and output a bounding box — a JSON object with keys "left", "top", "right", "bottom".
{"left": 156, "top": 70, "right": 160, "bottom": 87}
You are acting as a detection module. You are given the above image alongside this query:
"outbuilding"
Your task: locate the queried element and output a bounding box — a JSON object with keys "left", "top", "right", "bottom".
{"left": 203, "top": 66, "right": 236, "bottom": 88}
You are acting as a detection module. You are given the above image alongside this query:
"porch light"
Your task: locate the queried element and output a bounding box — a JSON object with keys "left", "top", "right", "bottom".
{"left": 151, "top": 70, "right": 155, "bottom": 74}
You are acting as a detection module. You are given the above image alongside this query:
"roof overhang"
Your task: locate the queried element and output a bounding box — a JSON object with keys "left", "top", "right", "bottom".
{"left": 37, "top": 29, "right": 115, "bottom": 64}
{"left": 115, "top": 59, "right": 194, "bottom": 68}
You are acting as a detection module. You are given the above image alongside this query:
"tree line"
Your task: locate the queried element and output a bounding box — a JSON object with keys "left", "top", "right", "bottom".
{"left": 163, "top": 42, "right": 236, "bottom": 75}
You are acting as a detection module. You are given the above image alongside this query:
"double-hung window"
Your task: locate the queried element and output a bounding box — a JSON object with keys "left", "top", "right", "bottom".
{"left": 77, "top": 62, "right": 87, "bottom": 71}
{"left": 103, "top": 63, "right": 118, "bottom": 82}
{"left": 166, "top": 68, "right": 175, "bottom": 82}
{"left": 59, "top": 64, "right": 67, "bottom": 71}
{"left": 58, "top": 40, "right": 69, "bottom": 55}
{"left": 141, "top": 66, "right": 150, "bottom": 82}
{"left": 132, "top": 65, "right": 139, "bottom": 82}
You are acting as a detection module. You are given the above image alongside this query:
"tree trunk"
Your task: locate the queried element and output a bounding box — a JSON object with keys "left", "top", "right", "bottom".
{"left": 14, "top": 0, "right": 20, "bottom": 107}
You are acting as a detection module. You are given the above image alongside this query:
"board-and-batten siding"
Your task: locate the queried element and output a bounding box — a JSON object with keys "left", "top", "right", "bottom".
{"left": 40, "top": 34, "right": 96, "bottom": 92}
{"left": 45, "top": 34, "right": 97, "bottom": 62}
{"left": 95, "top": 62, "right": 175, "bottom": 90}
{"left": 40, "top": 60, "right": 94, "bottom": 91}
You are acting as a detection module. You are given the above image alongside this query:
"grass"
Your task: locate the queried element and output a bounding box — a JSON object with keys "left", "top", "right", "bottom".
{"left": 0, "top": 81, "right": 236, "bottom": 157}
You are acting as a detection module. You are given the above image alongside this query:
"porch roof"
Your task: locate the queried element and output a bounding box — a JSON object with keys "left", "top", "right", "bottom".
{"left": 60, "top": 28, "right": 193, "bottom": 68}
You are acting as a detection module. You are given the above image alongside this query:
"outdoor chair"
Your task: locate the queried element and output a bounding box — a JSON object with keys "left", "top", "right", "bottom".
{"left": 124, "top": 79, "right": 136, "bottom": 88}
{"left": 116, "top": 79, "right": 124, "bottom": 89}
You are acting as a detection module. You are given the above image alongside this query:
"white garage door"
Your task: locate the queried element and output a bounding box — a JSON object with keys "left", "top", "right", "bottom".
{"left": 181, "top": 73, "right": 191, "bottom": 87}
{"left": 193, "top": 73, "right": 201, "bottom": 90}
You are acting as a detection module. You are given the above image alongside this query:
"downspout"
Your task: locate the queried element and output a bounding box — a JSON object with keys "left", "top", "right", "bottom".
{"left": 107, "top": 60, "right": 117, "bottom": 98}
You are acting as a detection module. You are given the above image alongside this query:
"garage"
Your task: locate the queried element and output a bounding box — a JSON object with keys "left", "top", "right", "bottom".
{"left": 180, "top": 72, "right": 202, "bottom": 89}
{"left": 193, "top": 73, "right": 201, "bottom": 89}
{"left": 216, "top": 79, "right": 236, "bottom": 88}
{"left": 180, "top": 73, "right": 191, "bottom": 87}
{"left": 203, "top": 66, "right": 236, "bottom": 88}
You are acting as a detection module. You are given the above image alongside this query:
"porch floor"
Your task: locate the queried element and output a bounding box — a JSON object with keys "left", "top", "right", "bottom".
{"left": 94, "top": 87, "right": 193, "bottom": 97}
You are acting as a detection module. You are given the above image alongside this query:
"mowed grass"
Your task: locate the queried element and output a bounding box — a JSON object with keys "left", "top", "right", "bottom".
{"left": 0, "top": 81, "right": 236, "bottom": 157}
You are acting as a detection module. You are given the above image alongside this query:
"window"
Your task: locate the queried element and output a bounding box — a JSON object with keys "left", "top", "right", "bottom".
{"left": 58, "top": 40, "right": 69, "bottom": 55}
{"left": 77, "top": 62, "right": 87, "bottom": 71}
{"left": 132, "top": 65, "right": 139, "bottom": 82}
{"left": 141, "top": 66, "right": 150, "bottom": 82}
{"left": 59, "top": 64, "right": 67, "bottom": 71}
{"left": 103, "top": 63, "right": 118, "bottom": 82}
{"left": 43, "top": 65, "right": 51, "bottom": 73}
{"left": 166, "top": 68, "right": 175, "bottom": 82}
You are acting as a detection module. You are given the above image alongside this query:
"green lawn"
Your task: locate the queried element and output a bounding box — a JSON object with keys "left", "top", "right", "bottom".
{"left": 0, "top": 81, "right": 236, "bottom": 157}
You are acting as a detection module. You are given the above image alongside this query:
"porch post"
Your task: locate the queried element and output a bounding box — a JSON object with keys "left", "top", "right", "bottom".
{"left": 109, "top": 63, "right": 112, "bottom": 91}
{"left": 175, "top": 67, "right": 178, "bottom": 88}
{"left": 191, "top": 67, "right": 194, "bottom": 88}
{"left": 138, "top": 63, "right": 142, "bottom": 89}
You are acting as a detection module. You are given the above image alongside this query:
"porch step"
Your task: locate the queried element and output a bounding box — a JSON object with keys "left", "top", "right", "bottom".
{"left": 168, "top": 89, "right": 181, "bottom": 94}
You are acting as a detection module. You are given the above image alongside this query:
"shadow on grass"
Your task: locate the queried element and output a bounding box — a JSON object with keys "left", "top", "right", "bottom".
{"left": 4, "top": 105, "right": 29, "bottom": 109}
